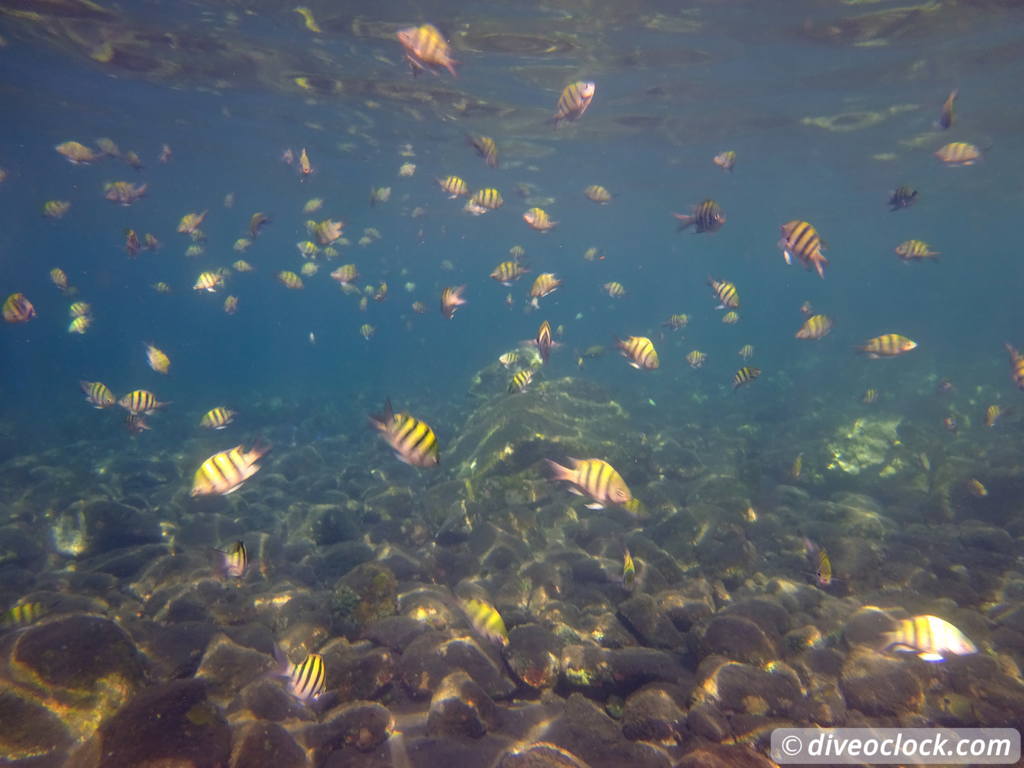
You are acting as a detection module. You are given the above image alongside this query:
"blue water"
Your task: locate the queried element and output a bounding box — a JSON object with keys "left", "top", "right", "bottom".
{"left": 1, "top": 0, "right": 1023, "bottom": 445}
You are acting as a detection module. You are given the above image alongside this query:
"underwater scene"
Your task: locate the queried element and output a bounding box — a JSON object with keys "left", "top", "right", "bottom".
{"left": 2, "top": 0, "right": 1024, "bottom": 766}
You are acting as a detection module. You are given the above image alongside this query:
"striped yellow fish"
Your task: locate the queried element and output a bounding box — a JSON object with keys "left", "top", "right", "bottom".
{"left": 604, "top": 281, "right": 626, "bottom": 298}
{"left": 152, "top": 282, "right": 172, "bottom": 294}
{"left": 536, "top": 320, "right": 554, "bottom": 363}
{"left": 529, "top": 273, "right": 561, "bottom": 308}
{"left": 119, "top": 389, "right": 167, "bottom": 415}
{"left": 713, "top": 150, "right": 736, "bottom": 172}
{"left": 298, "top": 147, "right": 313, "bottom": 177}
{"left": 360, "top": 323, "right": 375, "bottom": 340}
{"left": 738, "top": 344, "right": 754, "bottom": 360}
{"left": 617, "top": 335, "right": 658, "bottom": 370}
{"left": 191, "top": 442, "right": 270, "bottom": 496}
{"left": 277, "top": 650, "right": 327, "bottom": 701}
{"left": 882, "top": 615, "right": 977, "bottom": 662}
{"left": 460, "top": 598, "right": 508, "bottom": 645}
{"left": 80, "top": 380, "right": 116, "bottom": 409}
{"left": 68, "top": 315, "right": 91, "bottom": 334}
{"left": 1006, "top": 344, "right": 1024, "bottom": 390}
{"left": 50, "top": 267, "right": 70, "bottom": 292}
{"left": 523, "top": 207, "right": 557, "bottom": 232}
{"left": 468, "top": 134, "right": 498, "bottom": 167}
{"left": 673, "top": 199, "right": 725, "bottom": 233}
{"left": 43, "top": 200, "right": 71, "bottom": 219}
{"left": 69, "top": 301, "right": 91, "bottom": 318}
{"left": 895, "top": 240, "right": 939, "bottom": 262}
{"left": 277, "top": 271, "right": 304, "bottom": 290}
{"left": 546, "top": 457, "right": 632, "bottom": 510}
{"left": 686, "top": 350, "right": 707, "bottom": 369}
{"left": 938, "top": 88, "right": 957, "bottom": 130}
{"left": 662, "top": 314, "right": 689, "bottom": 330}
{"left": 935, "top": 141, "right": 980, "bottom": 166}
{"left": 623, "top": 548, "right": 636, "bottom": 588}
{"left": 721, "top": 311, "right": 740, "bottom": 325}
{"left": 553, "top": 81, "right": 596, "bottom": 125}
{"left": 778, "top": 220, "right": 828, "bottom": 279}
{"left": 440, "top": 285, "right": 467, "bottom": 319}
{"left": 856, "top": 334, "right": 917, "bottom": 359}
{"left": 508, "top": 368, "right": 536, "bottom": 394}
{"left": 795, "top": 314, "right": 833, "bottom": 340}
{"left": 862, "top": 388, "right": 879, "bottom": 404}
{"left": 707, "top": 275, "right": 739, "bottom": 309}
{"left": 583, "top": 185, "right": 612, "bottom": 203}
{"left": 177, "top": 210, "right": 207, "bottom": 234}
{"left": 984, "top": 404, "right": 1002, "bottom": 427}
{"left": 465, "top": 188, "right": 503, "bottom": 215}
{"left": 3, "top": 293, "right": 36, "bottom": 323}
{"left": 732, "top": 366, "right": 761, "bottom": 389}
{"left": 815, "top": 548, "right": 832, "bottom": 586}
{"left": 331, "top": 264, "right": 359, "bottom": 285}
{"left": 437, "top": 175, "right": 469, "bottom": 198}
{"left": 200, "top": 407, "right": 236, "bottom": 430}
{"left": 1, "top": 601, "right": 46, "bottom": 628}
{"left": 145, "top": 343, "right": 170, "bottom": 374}
{"left": 370, "top": 400, "right": 439, "bottom": 468}
{"left": 490, "top": 260, "right": 528, "bottom": 286}
{"left": 223, "top": 295, "right": 239, "bottom": 315}
{"left": 396, "top": 23, "right": 457, "bottom": 77}
{"left": 218, "top": 540, "right": 248, "bottom": 578}
{"left": 193, "top": 270, "right": 225, "bottom": 293}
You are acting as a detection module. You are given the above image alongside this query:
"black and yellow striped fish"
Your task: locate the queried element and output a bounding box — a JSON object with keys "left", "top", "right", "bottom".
{"left": 536, "top": 320, "right": 554, "bottom": 363}
{"left": 673, "top": 199, "right": 726, "bottom": 233}
{"left": 277, "top": 270, "right": 304, "bottom": 290}
{"left": 938, "top": 89, "right": 957, "bottom": 130}
{"left": 935, "top": 141, "right": 980, "bottom": 166}
{"left": 546, "top": 457, "right": 632, "bottom": 509}
{"left": 508, "top": 368, "right": 535, "bottom": 394}
{"left": 370, "top": 400, "right": 439, "bottom": 467}
{"left": 552, "top": 81, "right": 596, "bottom": 125}
{"left": 200, "top": 407, "right": 236, "bottom": 430}
{"left": 795, "top": 314, "right": 833, "bottom": 340}
{"left": 707, "top": 275, "right": 739, "bottom": 309}
{"left": 583, "top": 185, "right": 612, "bottom": 203}
{"left": 460, "top": 597, "right": 509, "bottom": 645}
{"left": 490, "top": 260, "right": 528, "bottom": 286}
{"left": 856, "top": 334, "right": 917, "bottom": 359}
{"left": 888, "top": 185, "right": 918, "bottom": 211}
{"left": 616, "top": 335, "right": 659, "bottom": 370}
{"left": 80, "top": 380, "right": 116, "bottom": 409}
{"left": 1006, "top": 344, "right": 1024, "bottom": 390}
{"left": 437, "top": 175, "right": 469, "bottom": 198}
{"left": 1, "top": 601, "right": 46, "bottom": 628}
{"left": 894, "top": 240, "right": 939, "bottom": 261}
{"left": 119, "top": 389, "right": 166, "bottom": 415}
{"left": 732, "top": 366, "right": 761, "bottom": 389}
{"left": 778, "top": 220, "right": 828, "bottom": 279}
{"left": 279, "top": 650, "right": 327, "bottom": 701}
{"left": 217, "top": 540, "right": 248, "bottom": 578}
{"left": 191, "top": 442, "right": 270, "bottom": 496}
{"left": 468, "top": 134, "right": 498, "bottom": 168}
{"left": 466, "top": 188, "right": 503, "bottom": 214}
{"left": 623, "top": 548, "right": 636, "bottom": 588}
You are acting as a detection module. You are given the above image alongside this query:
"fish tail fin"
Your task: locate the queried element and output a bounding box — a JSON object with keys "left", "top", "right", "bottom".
{"left": 246, "top": 438, "right": 272, "bottom": 463}
{"left": 673, "top": 213, "right": 693, "bottom": 231}
{"left": 369, "top": 398, "right": 394, "bottom": 431}
{"left": 545, "top": 458, "right": 575, "bottom": 484}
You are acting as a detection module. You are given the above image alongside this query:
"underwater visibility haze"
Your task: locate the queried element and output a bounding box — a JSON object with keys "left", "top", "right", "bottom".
{"left": 2, "top": 0, "right": 1024, "bottom": 765}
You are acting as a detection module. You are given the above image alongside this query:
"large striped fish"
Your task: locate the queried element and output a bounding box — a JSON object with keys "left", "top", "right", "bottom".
{"left": 191, "top": 442, "right": 270, "bottom": 496}
{"left": 370, "top": 400, "right": 439, "bottom": 467}
{"left": 545, "top": 457, "right": 632, "bottom": 510}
